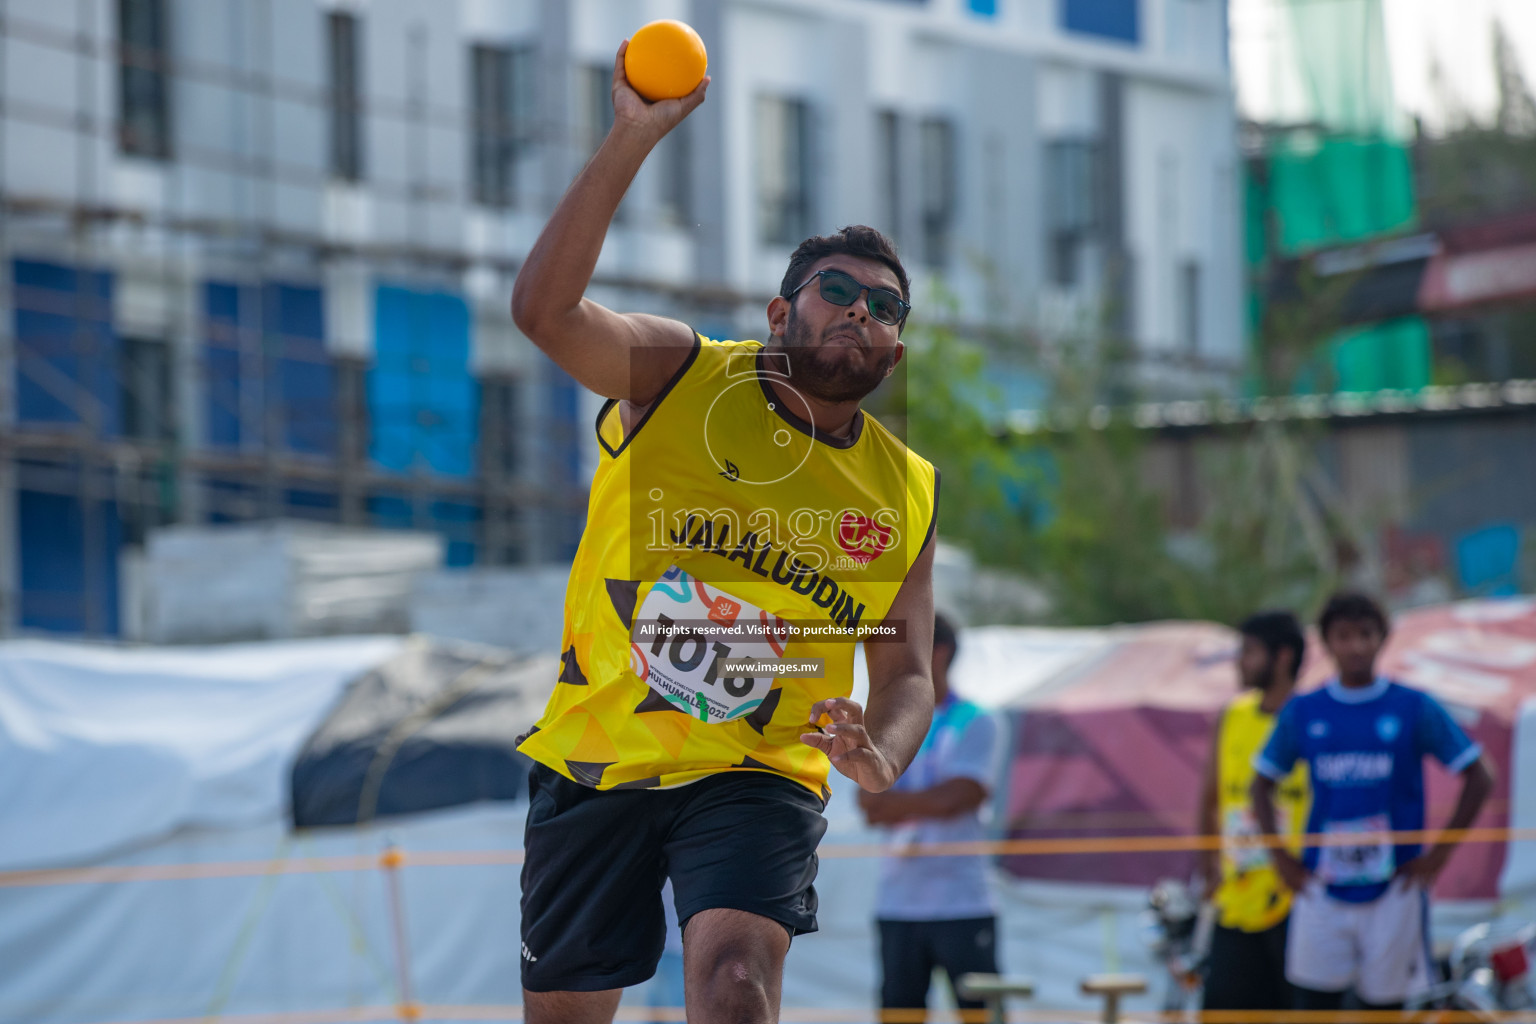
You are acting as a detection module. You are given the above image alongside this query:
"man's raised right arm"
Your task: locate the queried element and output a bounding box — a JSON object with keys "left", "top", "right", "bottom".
{"left": 510, "top": 43, "right": 709, "bottom": 404}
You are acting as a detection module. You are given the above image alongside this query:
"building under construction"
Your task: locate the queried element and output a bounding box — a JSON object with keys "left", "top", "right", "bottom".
{"left": 0, "top": 0, "right": 1241, "bottom": 637}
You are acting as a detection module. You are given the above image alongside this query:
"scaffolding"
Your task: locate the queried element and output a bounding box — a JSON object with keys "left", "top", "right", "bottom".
{"left": 0, "top": 0, "right": 753, "bottom": 637}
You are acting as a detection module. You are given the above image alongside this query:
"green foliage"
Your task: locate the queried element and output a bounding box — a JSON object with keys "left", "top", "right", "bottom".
{"left": 895, "top": 322, "right": 1038, "bottom": 569}
{"left": 895, "top": 319, "right": 1340, "bottom": 628}
{"left": 1022, "top": 421, "right": 1198, "bottom": 625}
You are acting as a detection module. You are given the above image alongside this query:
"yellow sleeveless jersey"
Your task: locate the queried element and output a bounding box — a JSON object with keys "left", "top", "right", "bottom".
{"left": 516, "top": 335, "right": 939, "bottom": 799}
{"left": 1214, "top": 689, "right": 1310, "bottom": 932}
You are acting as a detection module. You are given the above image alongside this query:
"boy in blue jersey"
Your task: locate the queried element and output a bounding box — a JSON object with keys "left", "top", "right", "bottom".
{"left": 1251, "top": 591, "right": 1494, "bottom": 1011}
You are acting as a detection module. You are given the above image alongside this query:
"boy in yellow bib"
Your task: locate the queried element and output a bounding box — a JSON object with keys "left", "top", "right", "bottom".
{"left": 508, "top": 42, "right": 938, "bottom": 1024}
{"left": 1196, "top": 611, "right": 1310, "bottom": 1011}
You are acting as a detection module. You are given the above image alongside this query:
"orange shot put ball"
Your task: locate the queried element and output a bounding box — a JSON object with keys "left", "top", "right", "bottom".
{"left": 624, "top": 19, "right": 708, "bottom": 101}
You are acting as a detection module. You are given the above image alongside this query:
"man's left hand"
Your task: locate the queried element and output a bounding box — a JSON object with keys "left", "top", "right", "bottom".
{"left": 800, "top": 697, "right": 900, "bottom": 793}
{"left": 1395, "top": 846, "right": 1451, "bottom": 888}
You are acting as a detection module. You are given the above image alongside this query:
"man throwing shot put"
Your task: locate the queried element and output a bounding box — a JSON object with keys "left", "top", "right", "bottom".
{"left": 509, "top": 41, "right": 940, "bottom": 1024}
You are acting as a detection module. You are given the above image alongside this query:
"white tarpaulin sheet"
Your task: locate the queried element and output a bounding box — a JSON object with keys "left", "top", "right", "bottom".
{"left": 0, "top": 636, "right": 403, "bottom": 870}
{"left": 4, "top": 600, "right": 1534, "bottom": 1023}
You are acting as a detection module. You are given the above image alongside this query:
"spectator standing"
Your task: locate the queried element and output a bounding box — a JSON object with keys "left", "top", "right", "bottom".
{"left": 1253, "top": 591, "right": 1494, "bottom": 1011}
{"left": 1196, "top": 611, "right": 1310, "bottom": 1011}
{"left": 860, "top": 614, "right": 1001, "bottom": 1018}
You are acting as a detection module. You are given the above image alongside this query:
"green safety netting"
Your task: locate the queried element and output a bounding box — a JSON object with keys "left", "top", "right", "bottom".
{"left": 1243, "top": 0, "right": 1424, "bottom": 395}
{"left": 1329, "top": 315, "right": 1432, "bottom": 392}
{"left": 1266, "top": 135, "right": 1417, "bottom": 253}
{"left": 1284, "top": 0, "right": 1398, "bottom": 139}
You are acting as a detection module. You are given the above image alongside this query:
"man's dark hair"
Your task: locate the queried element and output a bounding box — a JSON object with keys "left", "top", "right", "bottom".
{"left": 1318, "top": 590, "right": 1390, "bottom": 639}
{"left": 934, "top": 612, "right": 959, "bottom": 666}
{"left": 1239, "top": 610, "right": 1305, "bottom": 676}
{"left": 780, "top": 225, "right": 911, "bottom": 306}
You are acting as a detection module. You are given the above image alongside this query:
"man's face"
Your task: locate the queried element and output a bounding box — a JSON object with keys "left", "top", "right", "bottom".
{"left": 767, "top": 254, "right": 906, "bottom": 404}
{"left": 1237, "top": 635, "right": 1274, "bottom": 690}
{"left": 1323, "top": 618, "right": 1386, "bottom": 680}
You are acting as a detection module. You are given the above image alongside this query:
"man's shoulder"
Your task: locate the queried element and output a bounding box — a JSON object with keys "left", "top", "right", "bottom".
{"left": 1290, "top": 686, "right": 1335, "bottom": 710}
{"left": 860, "top": 408, "right": 936, "bottom": 473}
{"left": 1381, "top": 679, "right": 1424, "bottom": 702}
{"left": 1225, "top": 688, "right": 1265, "bottom": 715}
{"left": 1273, "top": 687, "right": 1332, "bottom": 727}
{"left": 695, "top": 335, "right": 762, "bottom": 362}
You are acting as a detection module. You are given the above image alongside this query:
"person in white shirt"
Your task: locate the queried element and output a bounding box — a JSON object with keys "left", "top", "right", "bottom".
{"left": 858, "top": 614, "right": 1000, "bottom": 1017}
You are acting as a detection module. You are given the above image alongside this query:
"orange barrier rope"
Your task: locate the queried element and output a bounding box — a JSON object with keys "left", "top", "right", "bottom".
{"left": 5, "top": 826, "right": 1532, "bottom": 889}
{"left": 74, "top": 1010, "right": 400, "bottom": 1024}
{"left": 818, "top": 825, "right": 1536, "bottom": 860}
{"left": 0, "top": 854, "right": 380, "bottom": 889}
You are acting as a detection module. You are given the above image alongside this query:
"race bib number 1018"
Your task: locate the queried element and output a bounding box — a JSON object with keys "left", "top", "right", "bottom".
{"left": 629, "top": 567, "right": 788, "bottom": 723}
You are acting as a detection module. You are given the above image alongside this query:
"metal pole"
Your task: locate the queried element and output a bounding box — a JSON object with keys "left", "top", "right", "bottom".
{"left": 380, "top": 844, "right": 419, "bottom": 1022}
{"left": 1080, "top": 972, "right": 1148, "bottom": 1024}
{"left": 956, "top": 972, "right": 1035, "bottom": 1024}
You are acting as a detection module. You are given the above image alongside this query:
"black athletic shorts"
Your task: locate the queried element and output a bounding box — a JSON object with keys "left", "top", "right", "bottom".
{"left": 878, "top": 917, "right": 1000, "bottom": 1010}
{"left": 1201, "top": 917, "right": 1292, "bottom": 1011}
{"left": 519, "top": 761, "right": 828, "bottom": 992}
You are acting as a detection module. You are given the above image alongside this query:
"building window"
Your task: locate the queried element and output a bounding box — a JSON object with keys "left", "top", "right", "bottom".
{"left": 1178, "top": 260, "right": 1200, "bottom": 352}
{"left": 876, "top": 110, "right": 901, "bottom": 243}
{"left": 578, "top": 63, "right": 629, "bottom": 222}
{"left": 328, "top": 12, "right": 363, "bottom": 181}
{"left": 757, "top": 96, "right": 813, "bottom": 247}
{"left": 1045, "top": 138, "right": 1098, "bottom": 288}
{"left": 471, "top": 44, "right": 533, "bottom": 208}
{"left": 1049, "top": 233, "right": 1080, "bottom": 289}
{"left": 118, "top": 0, "right": 172, "bottom": 159}
{"left": 918, "top": 117, "right": 956, "bottom": 268}
{"left": 1062, "top": 0, "right": 1140, "bottom": 45}
{"left": 656, "top": 121, "right": 691, "bottom": 227}
{"left": 580, "top": 63, "right": 614, "bottom": 160}
{"left": 121, "top": 336, "right": 175, "bottom": 442}
{"left": 478, "top": 375, "right": 521, "bottom": 480}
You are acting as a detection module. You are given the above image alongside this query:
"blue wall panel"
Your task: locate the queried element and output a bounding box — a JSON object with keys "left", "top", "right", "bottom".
{"left": 367, "top": 493, "right": 414, "bottom": 531}
{"left": 285, "top": 488, "right": 340, "bottom": 523}
{"left": 431, "top": 498, "right": 480, "bottom": 567}
{"left": 18, "top": 487, "right": 121, "bottom": 635}
{"left": 545, "top": 364, "right": 585, "bottom": 559}
{"left": 1062, "top": 0, "right": 1139, "bottom": 43}
{"left": 365, "top": 492, "right": 476, "bottom": 567}
{"left": 1456, "top": 524, "right": 1521, "bottom": 596}
{"left": 205, "top": 281, "right": 336, "bottom": 455}
{"left": 13, "top": 259, "right": 119, "bottom": 433}
{"left": 369, "top": 284, "right": 478, "bottom": 478}
{"left": 546, "top": 365, "right": 582, "bottom": 489}
{"left": 265, "top": 283, "right": 336, "bottom": 457}
{"left": 204, "top": 282, "right": 246, "bottom": 449}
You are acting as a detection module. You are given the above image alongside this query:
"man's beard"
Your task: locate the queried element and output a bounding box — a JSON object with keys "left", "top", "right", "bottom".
{"left": 1241, "top": 660, "right": 1277, "bottom": 693}
{"left": 778, "top": 308, "right": 897, "bottom": 404}
{"left": 1241, "top": 662, "right": 1275, "bottom": 691}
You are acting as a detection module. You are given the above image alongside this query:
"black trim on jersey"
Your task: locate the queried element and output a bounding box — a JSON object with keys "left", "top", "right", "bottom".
{"left": 754, "top": 350, "right": 865, "bottom": 450}
{"left": 920, "top": 468, "right": 941, "bottom": 555}
{"left": 594, "top": 332, "right": 703, "bottom": 459}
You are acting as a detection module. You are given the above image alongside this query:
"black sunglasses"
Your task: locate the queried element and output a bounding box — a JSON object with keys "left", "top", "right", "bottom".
{"left": 783, "top": 269, "right": 911, "bottom": 327}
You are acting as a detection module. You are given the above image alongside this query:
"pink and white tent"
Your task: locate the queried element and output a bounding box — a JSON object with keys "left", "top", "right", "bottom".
{"left": 951, "top": 597, "right": 1536, "bottom": 901}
